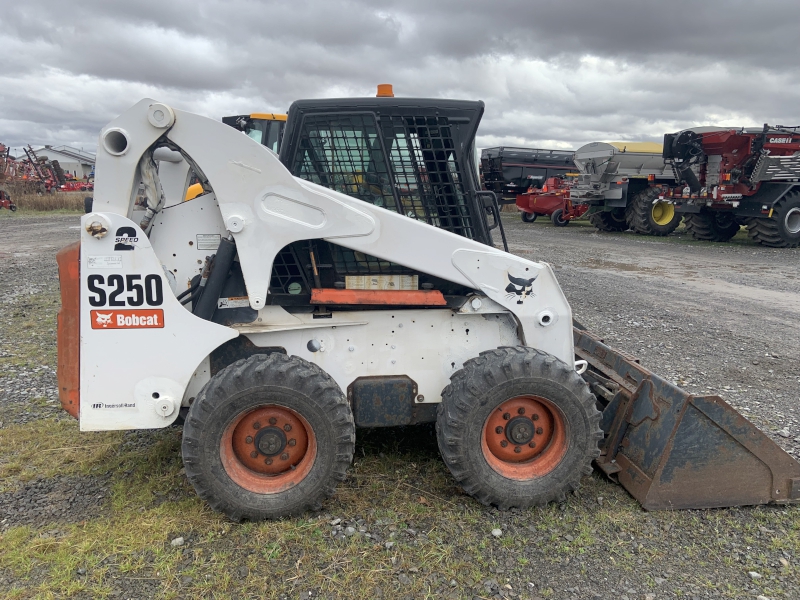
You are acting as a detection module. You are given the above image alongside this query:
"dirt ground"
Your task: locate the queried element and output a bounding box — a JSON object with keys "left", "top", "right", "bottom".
{"left": 0, "top": 212, "right": 798, "bottom": 600}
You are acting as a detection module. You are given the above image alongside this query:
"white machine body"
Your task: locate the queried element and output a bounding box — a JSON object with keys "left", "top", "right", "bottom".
{"left": 77, "top": 99, "right": 575, "bottom": 431}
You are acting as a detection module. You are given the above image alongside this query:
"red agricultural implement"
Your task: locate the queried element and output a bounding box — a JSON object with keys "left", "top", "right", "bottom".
{"left": 60, "top": 181, "right": 94, "bottom": 192}
{"left": 516, "top": 176, "right": 588, "bottom": 226}
{"left": 0, "top": 190, "right": 16, "bottom": 211}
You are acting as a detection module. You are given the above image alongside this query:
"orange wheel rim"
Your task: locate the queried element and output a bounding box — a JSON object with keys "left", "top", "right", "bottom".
{"left": 481, "top": 395, "right": 568, "bottom": 480}
{"left": 220, "top": 405, "right": 316, "bottom": 494}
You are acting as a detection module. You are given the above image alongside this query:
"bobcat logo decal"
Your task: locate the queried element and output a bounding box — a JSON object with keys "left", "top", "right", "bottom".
{"left": 505, "top": 274, "right": 537, "bottom": 304}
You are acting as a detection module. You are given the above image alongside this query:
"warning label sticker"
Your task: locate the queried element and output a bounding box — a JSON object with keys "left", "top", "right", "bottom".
{"left": 91, "top": 309, "right": 165, "bottom": 329}
{"left": 196, "top": 234, "right": 221, "bottom": 250}
{"left": 217, "top": 296, "right": 250, "bottom": 309}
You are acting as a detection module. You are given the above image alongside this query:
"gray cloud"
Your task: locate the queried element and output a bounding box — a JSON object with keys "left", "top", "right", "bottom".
{"left": 1, "top": 0, "right": 799, "bottom": 153}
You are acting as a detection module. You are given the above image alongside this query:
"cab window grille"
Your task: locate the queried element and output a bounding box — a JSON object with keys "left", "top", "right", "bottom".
{"left": 383, "top": 115, "right": 475, "bottom": 239}
{"left": 282, "top": 107, "right": 483, "bottom": 282}
{"left": 290, "top": 115, "right": 397, "bottom": 212}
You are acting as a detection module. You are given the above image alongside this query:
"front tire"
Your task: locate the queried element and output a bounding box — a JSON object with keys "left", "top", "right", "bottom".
{"left": 182, "top": 354, "right": 355, "bottom": 521}
{"left": 745, "top": 191, "right": 800, "bottom": 248}
{"left": 628, "top": 187, "right": 681, "bottom": 236}
{"left": 588, "top": 208, "right": 628, "bottom": 232}
{"left": 520, "top": 211, "right": 537, "bottom": 223}
{"left": 684, "top": 210, "right": 740, "bottom": 242}
{"left": 436, "top": 347, "right": 601, "bottom": 509}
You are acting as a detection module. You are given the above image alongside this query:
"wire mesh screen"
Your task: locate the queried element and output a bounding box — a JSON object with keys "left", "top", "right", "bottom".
{"left": 383, "top": 115, "right": 475, "bottom": 239}
{"left": 277, "top": 110, "right": 479, "bottom": 285}
{"left": 290, "top": 115, "right": 397, "bottom": 212}
{"left": 269, "top": 246, "right": 307, "bottom": 293}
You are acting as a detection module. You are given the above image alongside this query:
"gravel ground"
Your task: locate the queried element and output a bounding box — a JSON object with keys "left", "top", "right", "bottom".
{"left": 0, "top": 213, "right": 798, "bottom": 600}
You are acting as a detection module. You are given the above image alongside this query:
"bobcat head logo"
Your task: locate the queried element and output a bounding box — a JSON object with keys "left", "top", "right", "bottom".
{"left": 95, "top": 312, "right": 113, "bottom": 327}
{"left": 505, "top": 274, "right": 537, "bottom": 304}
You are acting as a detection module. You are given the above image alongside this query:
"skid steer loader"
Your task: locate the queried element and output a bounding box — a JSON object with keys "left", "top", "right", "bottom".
{"left": 56, "top": 94, "right": 800, "bottom": 521}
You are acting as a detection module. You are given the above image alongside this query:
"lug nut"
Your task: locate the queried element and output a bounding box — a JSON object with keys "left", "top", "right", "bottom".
{"left": 495, "top": 426, "right": 503, "bottom": 434}
{"left": 536, "top": 427, "right": 543, "bottom": 435}
{"left": 280, "top": 453, "right": 289, "bottom": 461}
{"left": 288, "top": 439, "right": 296, "bottom": 447}
{"left": 500, "top": 440, "right": 508, "bottom": 448}
{"left": 517, "top": 407, "right": 525, "bottom": 415}
{"left": 529, "top": 442, "right": 536, "bottom": 449}
{"left": 514, "top": 446, "right": 521, "bottom": 453}
{"left": 252, "top": 422, "right": 261, "bottom": 430}
{"left": 266, "top": 458, "right": 273, "bottom": 465}
{"left": 250, "top": 451, "right": 258, "bottom": 458}
{"left": 269, "top": 417, "right": 277, "bottom": 425}
{"left": 284, "top": 424, "right": 292, "bottom": 432}
{"left": 532, "top": 414, "right": 539, "bottom": 421}
{"left": 503, "top": 412, "right": 511, "bottom": 420}
{"left": 245, "top": 436, "right": 253, "bottom": 444}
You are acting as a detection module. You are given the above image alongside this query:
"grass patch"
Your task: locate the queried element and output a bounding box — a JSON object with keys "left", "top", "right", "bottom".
{"left": 9, "top": 193, "right": 87, "bottom": 212}
{"left": 0, "top": 294, "right": 61, "bottom": 371}
{"left": 1, "top": 417, "right": 798, "bottom": 599}
{"left": 0, "top": 419, "right": 121, "bottom": 489}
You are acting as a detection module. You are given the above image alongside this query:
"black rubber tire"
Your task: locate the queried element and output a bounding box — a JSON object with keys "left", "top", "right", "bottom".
{"left": 684, "top": 210, "right": 740, "bottom": 242}
{"left": 588, "top": 208, "right": 628, "bottom": 232}
{"left": 745, "top": 191, "right": 800, "bottom": 248}
{"left": 182, "top": 353, "right": 355, "bottom": 521}
{"left": 436, "top": 347, "right": 602, "bottom": 509}
{"left": 627, "top": 187, "right": 681, "bottom": 236}
{"left": 84, "top": 197, "right": 93, "bottom": 214}
{"left": 551, "top": 209, "right": 568, "bottom": 227}
{"left": 9, "top": 204, "right": 16, "bottom": 212}
{"left": 520, "top": 211, "right": 537, "bottom": 223}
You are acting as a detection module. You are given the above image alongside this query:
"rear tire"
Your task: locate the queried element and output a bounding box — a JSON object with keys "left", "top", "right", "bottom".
{"left": 628, "top": 187, "right": 681, "bottom": 236}
{"left": 436, "top": 347, "right": 601, "bottom": 509}
{"left": 182, "top": 354, "right": 355, "bottom": 521}
{"left": 9, "top": 204, "right": 16, "bottom": 212}
{"left": 551, "top": 209, "right": 568, "bottom": 227}
{"left": 588, "top": 208, "right": 628, "bottom": 232}
{"left": 520, "top": 211, "right": 537, "bottom": 223}
{"left": 745, "top": 191, "right": 800, "bottom": 248}
{"left": 684, "top": 210, "right": 740, "bottom": 242}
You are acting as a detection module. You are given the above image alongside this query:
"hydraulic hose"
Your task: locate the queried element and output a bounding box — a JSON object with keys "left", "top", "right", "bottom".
{"left": 192, "top": 237, "right": 237, "bottom": 321}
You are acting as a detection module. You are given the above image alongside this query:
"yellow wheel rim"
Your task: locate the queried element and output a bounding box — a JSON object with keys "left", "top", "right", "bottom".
{"left": 652, "top": 201, "right": 675, "bottom": 226}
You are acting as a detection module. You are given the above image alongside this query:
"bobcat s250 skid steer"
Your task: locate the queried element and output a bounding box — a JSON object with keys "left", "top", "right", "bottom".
{"left": 57, "top": 95, "right": 800, "bottom": 521}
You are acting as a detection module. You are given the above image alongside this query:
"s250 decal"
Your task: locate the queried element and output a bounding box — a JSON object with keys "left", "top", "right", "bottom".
{"left": 87, "top": 274, "right": 164, "bottom": 307}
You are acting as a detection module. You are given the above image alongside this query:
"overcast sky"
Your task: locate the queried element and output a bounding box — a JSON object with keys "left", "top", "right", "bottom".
{"left": 2, "top": 0, "right": 799, "bottom": 156}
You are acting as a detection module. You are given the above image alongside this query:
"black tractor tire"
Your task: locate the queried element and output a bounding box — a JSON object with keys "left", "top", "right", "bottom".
{"left": 684, "top": 210, "right": 740, "bottom": 242}
{"left": 745, "top": 191, "right": 800, "bottom": 248}
{"left": 551, "top": 209, "right": 568, "bottom": 227}
{"left": 436, "top": 347, "right": 602, "bottom": 509}
{"left": 182, "top": 353, "right": 355, "bottom": 521}
{"left": 9, "top": 204, "right": 17, "bottom": 212}
{"left": 588, "top": 208, "right": 628, "bottom": 232}
{"left": 627, "top": 187, "right": 681, "bottom": 236}
{"left": 520, "top": 211, "right": 537, "bottom": 223}
{"left": 84, "top": 197, "right": 93, "bottom": 214}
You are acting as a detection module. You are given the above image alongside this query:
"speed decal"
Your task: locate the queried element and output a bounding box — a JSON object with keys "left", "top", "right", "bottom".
{"left": 91, "top": 309, "right": 164, "bottom": 329}
{"left": 87, "top": 274, "right": 163, "bottom": 307}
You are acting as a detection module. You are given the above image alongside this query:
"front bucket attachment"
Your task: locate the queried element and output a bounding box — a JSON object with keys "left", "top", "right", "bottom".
{"left": 574, "top": 326, "right": 800, "bottom": 510}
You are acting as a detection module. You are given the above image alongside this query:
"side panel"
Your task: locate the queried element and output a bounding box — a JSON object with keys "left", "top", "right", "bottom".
{"left": 56, "top": 242, "right": 81, "bottom": 418}
{"left": 79, "top": 212, "right": 237, "bottom": 431}
{"left": 148, "top": 192, "right": 227, "bottom": 293}
{"left": 243, "top": 309, "right": 521, "bottom": 405}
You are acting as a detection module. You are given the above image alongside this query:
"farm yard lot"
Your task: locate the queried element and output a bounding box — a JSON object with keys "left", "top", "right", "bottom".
{"left": 0, "top": 212, "right": 798, "bottom": 599}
